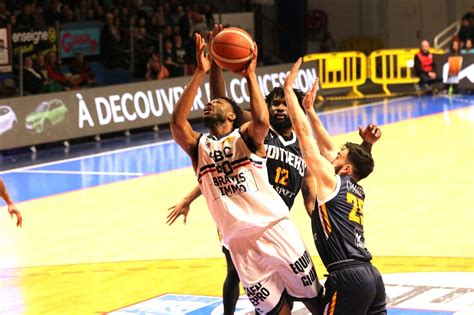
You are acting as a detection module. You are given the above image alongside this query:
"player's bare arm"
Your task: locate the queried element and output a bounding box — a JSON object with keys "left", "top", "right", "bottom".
{"left": 208, "top": 24, "right": 227, "bottom": 99}
{"left": 303, "top": 80, "right": 382, "bottom": 160}
{"left": 239, "top": 43, "right": 269, "bottom": 157}
{"left": 302, "top": 78, "right": 339, "bottom": 161}
{"left": 167, "top": 185, "right": 202, "bottom": 225}
{"left": 284, "top": 58, "right": 337, "bottom": 202}
{"left": 301, "top": 170, "right": 317, "bottom": 217}
{"left": 0, "top": 178, "right": 22, "bottom": 227}
{"left": 170, "top": 33, "right": 210, "bottom": 167}
{"left": 208, "top": 24, "right": 252, "bottom": 123}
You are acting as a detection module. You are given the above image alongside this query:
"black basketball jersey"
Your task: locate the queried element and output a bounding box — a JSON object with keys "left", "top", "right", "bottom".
{"left": 311, "top": 175, "right": 373, "bottom": 267}
{"left": 265, "top": 128, "right": 306, "bottom": 210}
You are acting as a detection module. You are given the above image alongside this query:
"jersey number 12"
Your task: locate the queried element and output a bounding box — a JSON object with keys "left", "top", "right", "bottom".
{"left": 274, "top": 167, "right": 289, "bottom": 186}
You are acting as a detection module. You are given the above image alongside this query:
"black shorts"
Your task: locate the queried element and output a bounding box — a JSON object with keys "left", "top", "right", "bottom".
{"left": 323, "top": 262, "right": 386, "bottom": 314}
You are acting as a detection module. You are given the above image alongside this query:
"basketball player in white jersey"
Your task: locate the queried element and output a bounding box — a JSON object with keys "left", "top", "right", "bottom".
{"left": 170, "top": 33, "right": 323, "bottom": 314}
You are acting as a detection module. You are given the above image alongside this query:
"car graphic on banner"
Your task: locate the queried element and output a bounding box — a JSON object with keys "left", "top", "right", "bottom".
{"left": 0, "top": 105, "right": 17, "bottom": 135}
{"left": 25, "top": 99, "right": 68, "bottom": 134}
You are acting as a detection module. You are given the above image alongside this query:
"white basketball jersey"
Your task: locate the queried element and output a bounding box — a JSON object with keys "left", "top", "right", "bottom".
{"left": 196, "top": 129, "right": 290, "bottom": 244}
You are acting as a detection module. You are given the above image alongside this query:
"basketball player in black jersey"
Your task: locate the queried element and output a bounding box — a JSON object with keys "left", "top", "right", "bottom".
{"left": 284, "top": 58, "right": 386, "bottom": 314}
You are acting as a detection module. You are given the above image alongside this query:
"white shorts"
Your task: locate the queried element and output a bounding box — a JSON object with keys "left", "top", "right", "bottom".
{"left": 228, "top": 218, "right": 322, "bottom": 314}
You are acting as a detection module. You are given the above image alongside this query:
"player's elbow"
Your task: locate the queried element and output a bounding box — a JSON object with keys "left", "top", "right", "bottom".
{"left": 252, "top": 117, "right": 270, "bottom": 131}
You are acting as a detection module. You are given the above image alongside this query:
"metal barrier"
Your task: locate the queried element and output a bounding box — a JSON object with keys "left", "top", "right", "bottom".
{"left": 303, "top": 51, "right": 367, "bottom": 97}
{"left": 368, "top": 48, "right": 445, "bottom": 95}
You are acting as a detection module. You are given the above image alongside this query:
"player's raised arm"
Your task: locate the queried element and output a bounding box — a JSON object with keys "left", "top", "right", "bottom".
{"left": 239, "top": 43, "right": 269, "bottom": 155}
{"left": 0, "top": 178, "right": 22, "bottom": 227}
{"left": 302, "top": 78, "right": 339, "bottom": 161}
{"left": 301, "top": 170, "right": 317, "bottom": 217}
{"left": 208, "top": 24, "right": 227, "bottom": 99}
{"left": 284, "top": 58, "right": 337, "bottom": 201}
{"left": 170, "top": 33, "right": 210, "bottom": 163}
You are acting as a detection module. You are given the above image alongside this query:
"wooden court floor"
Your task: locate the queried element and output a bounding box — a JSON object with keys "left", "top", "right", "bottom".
{"left": 0, "top": 105, "right": 473, "bottom": 314}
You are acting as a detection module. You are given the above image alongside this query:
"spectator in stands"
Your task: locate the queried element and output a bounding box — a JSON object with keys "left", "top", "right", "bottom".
{"left": 414, "top": 40, "right": 438, "bottom": 89}
{"left": 35, "top": 53, "right": 63, "bottom": 92}
{"left": 45, "top": 51, "right": 77, "bottom": 89}
{"left": 22, "top": 56, "right": 47, "bottom": 94}
{"left": 44, "top": 0, "right": 62, "bottom": 26}
{"left": 75, "top": 0, "right": 89, "bottom": 22}
{"left": 462, "top": 6, "right": 474, "bottom": 23}
{"left": 101, "top": 12, "right": 122, "bottom": 69}
{"left": 119, "top": 6, "right": 129, "bottom": 28}
{"left": 16, "top": 3, "right": 36, "bottom": 30}
{"left": 172, "top": 5, "right": 185, "bottom": 26}
{"left": 174, "top": 34, "right": 186, "bottom": 77}
{"left": 162, "top": 25, "right": 174, "bottom": 45}
{"left": 8, "top": 13, "right": 17, "bottom": 31}
{"left": 134, "top": 27, "right": 152, "bottom": 77}
{"left": 162, "top": 39, "right": 180, "bottom": 77}
{"left": 190, "top": 13, "right": 207, "bottom": 38}
{"left": 457, "top": 17, "right": 473, "bottom": 47}
{"left": 85, "top": 7, "right": 96, "bottom": 21}
{"left": 202, "top": 2, "right": 215, "bottom": 28}
{"left": 183, "top": 31, "right": 197, "bottom": 75}
{"left": 461, "top": 39, "right": 474, "bottom": 54}
{"left": 146, "top": 51, "right": 169, "bottom": 80}
{"left": 0, "top": 2, "right": 9, "bottom": 27}
{"left": 449, "top": 39, "right": 461, "bottom": 56}
{"left": 62, "top": 5, "right": 76, "bottom": 23}
{"left": 148, "top": 14, "right": 161, "bottom": 35}
{"left": 178, "top": 8, "right": 191, "bottom": 40}
{"left": 32, "top": 3, "right": 46, "bottom": 29}
{"left": 70, "top": 53, "right": 97, "bottom": 87}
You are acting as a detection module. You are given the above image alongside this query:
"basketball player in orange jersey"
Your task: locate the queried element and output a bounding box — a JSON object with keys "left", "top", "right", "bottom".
{"left": 0, "top": 178, "right": 22, "bottom": 227}
{"left": 170, "top": 32, "right": 323, "bottom": 314}
{"left": 285, "top": 58, "right": 386, "bottom": 314}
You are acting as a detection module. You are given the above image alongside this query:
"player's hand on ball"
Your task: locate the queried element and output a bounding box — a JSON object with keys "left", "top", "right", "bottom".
{"left": 237, "top": 42, "right": 258, "bottom": 77}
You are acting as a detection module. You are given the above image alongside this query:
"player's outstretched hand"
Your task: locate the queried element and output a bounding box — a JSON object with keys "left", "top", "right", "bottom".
{"left": 195, "top": 33, "right": 211, "bottom": 73}
{"left": 166, "top": 200, "right": 191, "bottom": 225}
{"left": 358, "top": 124, "right": 382, "bottom": 145}
{"left": 284, "top": 57, "right": 302, "bottom": 89}
{"left": 8, "top": 204, "right": 22, "bottom": 227}
{"left": 303, "top": 77, "right": 319, "bottom": 112}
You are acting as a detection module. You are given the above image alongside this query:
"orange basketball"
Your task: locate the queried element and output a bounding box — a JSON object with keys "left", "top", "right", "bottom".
{"left": 211, "top": 27, "right": 254, "bottom": 72}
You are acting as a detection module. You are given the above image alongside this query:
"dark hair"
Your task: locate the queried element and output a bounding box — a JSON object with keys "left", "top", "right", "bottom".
{"left": 220, "top": 96, "right": 243, "bottom": 128}
{"left": 343, "top": 142, "right": 374, "bottom": 181}
{"left": 265, "top": 87, "right": 306, "bottom": 110}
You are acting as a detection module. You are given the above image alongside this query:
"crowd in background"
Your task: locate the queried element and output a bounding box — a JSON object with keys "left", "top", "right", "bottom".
{"left": 2, "top": 0, "right": 251, "bottom": 95}
{"left": 452, "top": 6, "right": 474, "bottom": 55}
{"left": 2, "top": 1, "right": 473, "bottom": 96}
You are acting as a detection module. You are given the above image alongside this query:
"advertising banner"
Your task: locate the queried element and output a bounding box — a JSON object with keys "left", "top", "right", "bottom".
{"left": 434, "top": 54, "right": 474, "bottom": 90}
{"left": 59, "top": 22, "right": 102, "bottom": 59}
{"left": 0, "top": 27, "right": 12, "bottom": 72}
{"left": 11, "top": 26, "right": 58, "bottom": 58}
{"left": 0, "top": 62, "right": 318, "bottom": 150}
